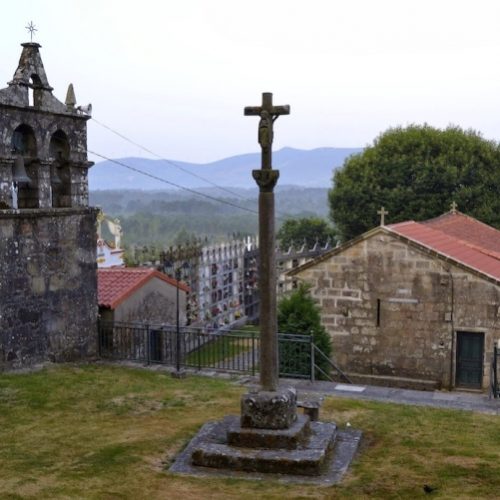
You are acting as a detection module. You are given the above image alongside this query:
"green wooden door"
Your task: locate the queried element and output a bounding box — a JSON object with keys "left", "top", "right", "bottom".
{"left": 456, "top": 332, "right": 484, "bottom": 388}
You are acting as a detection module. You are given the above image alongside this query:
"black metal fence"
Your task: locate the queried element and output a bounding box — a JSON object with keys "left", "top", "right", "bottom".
{"left": 98, "top": 321, "right": 315, "bottom": 380}
{"left": 490, "top": 344, "right": 500, "bottom": 398}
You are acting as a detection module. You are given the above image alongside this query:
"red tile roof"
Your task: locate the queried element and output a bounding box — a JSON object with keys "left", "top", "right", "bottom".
{"left": 423, "top": 211, "right": 500, "bottom": 256}
{"left": 388, "top": 212, "right": 500, "bottom": 282}
{"left": 98, "top": 268, "right": 190, "bottom": 309}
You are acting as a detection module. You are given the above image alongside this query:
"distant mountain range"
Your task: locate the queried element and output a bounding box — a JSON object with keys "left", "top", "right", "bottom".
{"left": 89, "top": 147, "right": 362, "bottom": 191}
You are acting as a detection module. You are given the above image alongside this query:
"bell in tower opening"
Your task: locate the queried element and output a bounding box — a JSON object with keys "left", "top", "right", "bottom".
{"left": 0, "top": 36, "right": 99, "bottom": 370}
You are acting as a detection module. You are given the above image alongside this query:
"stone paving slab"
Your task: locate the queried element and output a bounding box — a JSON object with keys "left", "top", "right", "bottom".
{"left": 284, "top": 378, "right": 500, "bottom": 415}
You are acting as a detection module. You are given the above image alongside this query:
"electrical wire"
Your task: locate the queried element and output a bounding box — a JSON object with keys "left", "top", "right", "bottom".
{"left": 88, "top": 117, "right": 295, "bottom": 221}
{"left": 87, "top": 149, "right": 263, "bottom": 217}
{"left": 91, "top": 117, "right": 247, "bottom": 200}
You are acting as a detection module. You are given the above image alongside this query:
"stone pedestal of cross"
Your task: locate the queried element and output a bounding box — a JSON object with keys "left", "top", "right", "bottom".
{"left": 241, "top": 92, "right": 297, "bottom": 429}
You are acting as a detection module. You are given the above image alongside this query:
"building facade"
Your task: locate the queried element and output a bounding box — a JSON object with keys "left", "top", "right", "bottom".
{"left": 154, "top": 236, "right": 331, "bottom": 329}
{"left": 98, "top": 268, "right": 188, "bottom": 324}
{"left": 96, "top": 211, "right": 124, "bottom": 268}
{"left": 0, "top": 41, "right": 97, "bottom": 369}
{"left": 291, "top": 211, "right": 500, "bottom": 391}
{"left": 198, "top": 240, "right": 247, "bottom": 328}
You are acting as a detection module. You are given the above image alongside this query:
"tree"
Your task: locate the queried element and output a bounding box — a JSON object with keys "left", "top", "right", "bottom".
{"left": 277, "top": 283, "right": 332, "bottom": 380}
{"left": 277, "top": 217, "right": 336, "bottom": 250}
{"left": 328, "top": 125, "right": 500, "bottom": 241}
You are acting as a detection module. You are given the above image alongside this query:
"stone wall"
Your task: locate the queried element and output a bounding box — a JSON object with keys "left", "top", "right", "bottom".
{"left": 0, "top": 207, "right": 98, "bottom": 369}
{"left": 112, "top": 278, "right": 187, "bottom": 325}
{"left": 296, "top": 230, "right": 500, "bottom": 389}
{"left": 0, "top": 106, "right": 90, "bottom": 210}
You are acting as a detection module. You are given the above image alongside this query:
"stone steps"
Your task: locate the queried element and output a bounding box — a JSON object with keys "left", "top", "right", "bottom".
{"left": 191, "top": 416, "right": 337, "bottom": 476}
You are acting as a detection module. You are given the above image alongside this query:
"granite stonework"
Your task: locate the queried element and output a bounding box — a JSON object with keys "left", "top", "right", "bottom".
{"left": 241, "top": 387, "right": 297, "bottom": 429}
{"left": 169, "top": 417, "right": 362, "bottom": 485}
{"left": 0, "top": 42, "right": 97, "bottom": 369}
{"left": 293, "top": 228, "right": 500, "bottom": 390}
{"left": 0, "top": 43, "right": 92, "bottom": 211}
{"left": 192, "top": 416, "right": 336, "bottom": 475}
{"left": 228, "top": 414, "right": 310, "bottom": 449}
{"left": 0, "top": 208, "right": 98, "bottom": 369}
{"left": 170, "top": 93, "right": 362, "bottom": 483}
{"left": 170, "top": 387, "right": 361, "bottom": 483}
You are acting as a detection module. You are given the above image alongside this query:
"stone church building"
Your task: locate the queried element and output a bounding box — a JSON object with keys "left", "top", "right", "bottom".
{"left": 290, "top": 209, "right": 500, "bottom": 391}
{"left": 0, "top": 40, "right": 97, "bottom": 368}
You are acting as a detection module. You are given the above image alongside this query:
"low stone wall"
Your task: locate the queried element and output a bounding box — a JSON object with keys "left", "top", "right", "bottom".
{"left": 0, "top": 207, "right": 98, "bottom": 369}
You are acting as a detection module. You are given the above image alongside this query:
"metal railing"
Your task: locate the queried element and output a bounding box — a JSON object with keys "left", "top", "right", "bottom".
{"left": 98, "top": 320, "right": 350, "bottom": 382}
{"left": 490, "top": 344, "right": 500, "bottom": 399}
{"left": 312, "top": 344, "right": 353, "bottom": 384}
{"left": 98, "top": 321, "right": 259, "bottom": 375}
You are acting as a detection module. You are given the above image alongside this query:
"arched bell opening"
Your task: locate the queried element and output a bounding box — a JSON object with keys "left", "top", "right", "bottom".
{"left": 29, "top": 74, "right": 43, "bottom": 108}
{"left": 49, "top": 130, "right": 71, "bottom": 207}
{"left": 11, "top": 124, "right": 38, "bottom": 209}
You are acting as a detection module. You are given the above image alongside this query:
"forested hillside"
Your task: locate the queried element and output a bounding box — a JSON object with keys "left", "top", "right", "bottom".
{"left": 90, "top": 186, "right": 330, "bottom": 245}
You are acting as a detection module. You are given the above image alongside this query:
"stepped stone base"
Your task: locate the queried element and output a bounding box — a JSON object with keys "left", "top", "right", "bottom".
{"left": 192, "top": 416, "right": 335, "bottom": 476}
{"left": 169, "top": 417, "right": 362, "bottom": 485}
{"left": 169, "top": 387, "right": 361, "bottom": 485}
{"left": 228, "top": 414, "right": 310, "bottom": 449}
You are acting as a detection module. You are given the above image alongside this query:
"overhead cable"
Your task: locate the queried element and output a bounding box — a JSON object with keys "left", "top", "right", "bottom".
{"left": 87, "top": 149, "right": 263, "bottom": 217}
{"left": 91, "top": 117, "right": 246, "bottom": 199}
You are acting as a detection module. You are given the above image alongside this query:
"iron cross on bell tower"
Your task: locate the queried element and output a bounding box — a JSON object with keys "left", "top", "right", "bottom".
{"left": 244, "top": 92, "right": 290, "bottom": 392}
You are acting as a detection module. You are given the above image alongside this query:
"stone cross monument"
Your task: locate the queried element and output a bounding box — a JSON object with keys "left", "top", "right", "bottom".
{"left": 169, "top": 94, "right": 362, "bottom": 481}
{"left": 245, "top": 93, "right": 289, "bottom": 393}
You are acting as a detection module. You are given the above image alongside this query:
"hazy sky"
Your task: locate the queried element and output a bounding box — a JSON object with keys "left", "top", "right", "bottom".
{"left": 2, "top": 0, "right": 500, "bottom": 164}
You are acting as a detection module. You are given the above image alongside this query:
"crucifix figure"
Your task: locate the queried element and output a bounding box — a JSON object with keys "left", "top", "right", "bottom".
{"left": 377, "top": 206, "right": 388, "bottom": 226}
{"left": 245, "top": 93, "right": 290, "bottom": 172}
{"left": 244, "top": 93, "right": 290, "bottom": 393}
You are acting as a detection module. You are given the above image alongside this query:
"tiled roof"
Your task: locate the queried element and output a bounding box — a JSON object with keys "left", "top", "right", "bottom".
{"left": 423, "top": 211, "right": 500, "bottom": 256}
{"left": 388, "top": 213, "right": 500, "bottom": 282}
{"left": 286, "top": 210, "right": 500, "bottom": 284}
{"left": 98, "top": 268, "right": 190, "bottom": 309}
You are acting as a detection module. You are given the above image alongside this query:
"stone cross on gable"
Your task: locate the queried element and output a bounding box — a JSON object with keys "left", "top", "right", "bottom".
{"left": 377, "top": 206, "right": 389, "bottom": 226}
{"left": 450, "top": 201, "right": 458, "bottom": 213}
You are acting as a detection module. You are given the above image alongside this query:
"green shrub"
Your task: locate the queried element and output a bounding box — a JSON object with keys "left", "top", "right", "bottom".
{"left": 278, "top": 283, "right": 332, "bottom": 380}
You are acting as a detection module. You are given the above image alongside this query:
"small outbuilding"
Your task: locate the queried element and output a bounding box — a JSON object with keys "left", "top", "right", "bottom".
{"left": 98, "top": 268, "right": 189, "bottom": 325}
{"left": 290, "top": 210, "right": 500, "bottom": 391}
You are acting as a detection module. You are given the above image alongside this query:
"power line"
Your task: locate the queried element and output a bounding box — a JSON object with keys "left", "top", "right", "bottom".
{"left": 87, "top": 149, "right": 263, "bottom": 217}
{"left": 88, "top": 117, "right": 294, "bottom": 221}
{"left": 91, "top": 116, "right": 246, "bottom": 200}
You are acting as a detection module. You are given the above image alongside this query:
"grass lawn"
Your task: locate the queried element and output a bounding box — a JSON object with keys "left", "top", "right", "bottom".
{"left": 184, "top": 333, "right": 255, "bottom": 367}
{"left": 1, "top": 364, "right": 500, "bottom": 499}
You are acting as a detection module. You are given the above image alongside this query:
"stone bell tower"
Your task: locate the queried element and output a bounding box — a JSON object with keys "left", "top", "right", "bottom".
{"left": 0, "top": 40, "right": 98, "bottom": 369}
